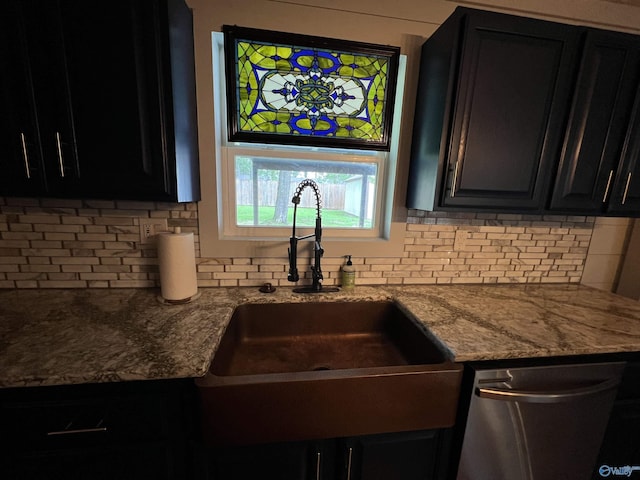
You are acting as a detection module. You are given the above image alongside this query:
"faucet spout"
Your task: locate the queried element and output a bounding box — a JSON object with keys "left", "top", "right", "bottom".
{"left": 287, "top": 179, "right": 338, "bottom": 293}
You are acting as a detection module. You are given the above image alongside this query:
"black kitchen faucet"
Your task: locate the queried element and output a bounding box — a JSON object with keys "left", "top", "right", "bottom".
{"left": 287, "top": 179, "right": 339, "bottom": 293}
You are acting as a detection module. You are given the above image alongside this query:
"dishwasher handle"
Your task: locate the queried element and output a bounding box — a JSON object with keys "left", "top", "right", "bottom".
{"left": 477, "top": 377, "right": 620, "bottom": 404}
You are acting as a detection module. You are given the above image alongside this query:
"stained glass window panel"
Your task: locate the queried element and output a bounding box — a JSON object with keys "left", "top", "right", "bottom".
{"left": 223, "top": 26, "right": 400, "bottom": 150}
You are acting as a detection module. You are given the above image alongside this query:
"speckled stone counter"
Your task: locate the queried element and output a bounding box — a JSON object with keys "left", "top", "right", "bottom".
{"left": 1, "top": 284, "right": 640, "bottom": 388}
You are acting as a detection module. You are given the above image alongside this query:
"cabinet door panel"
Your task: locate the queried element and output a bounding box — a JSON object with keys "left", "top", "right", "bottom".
{"left": 594, "top": 402, "right": 640, "bottom": 478}
{"left": 594, "top": 361, "right": 640, "bottom": 477}
{"left": 57, "top": 0, "right": 172, "bottom": 200}
{"left": 1, "top": 380, "right": 193, "bottom": 480}
{"left": 342, "top": 430, "right": 444, "bottom": 480}
{"left": 12, "top": 445, "right": 172, "bottom": 480}
{"left": 551, "top": 31, "right": 640, "bottom": 212}
{"left": 0, "top": 0, "right": 197, "bottom": 202}
{"left": 442, "top": 13, "right": 578, "bottom": 210}
{"left": 21, "top": 0, "right": 81, "bottom": 193}
{"left": 0, "top": 1, "right": 46, "bottom": 196}
{"left": 608, "top": 82, "right": 640, "bottom": 214}
{"left": 208, "top": 441, "right": 321, "bottom": 480}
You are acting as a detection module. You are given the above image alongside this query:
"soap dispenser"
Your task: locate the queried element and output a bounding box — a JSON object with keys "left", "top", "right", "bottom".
{"left": 341, "top": 255, "right": 356, "bottom": 291}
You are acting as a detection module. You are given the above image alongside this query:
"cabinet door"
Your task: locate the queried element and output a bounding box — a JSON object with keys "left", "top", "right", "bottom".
{"left": 441, "top": 11, "right": 579, "bottom": 210}
{"left": 20, "top": 0, "right": 82, "bottom": 194}
{"left": 51, "top": 0, "right": 174, "bottom": 200}
{"left": 0, "top": 1, "right": 46, "bottom": 196}
{"left": 207, "top": 440, "right": 327, "bottom": 480}
{"left": 593, "top": 401, "right": 640, "bottom": 479}
{"left": 550, "top": 30, "right": 640, "bottom": 213}
{"left": 1, "top": 380, "right": 193, "bottom": 480}
{"left": 340, "top": 430, "right": 447, "bottom": 480}
{"left": 608, "top": 82, "right": 640, "bottom": 214}
{"left": 16, "top": 445, "right": 172, "bottom": 480}
{"left": 3, "top": 0, "right": 196, "bottom": 202}
{"left": 594, "top": 362, "right": 640, "bottom": 478}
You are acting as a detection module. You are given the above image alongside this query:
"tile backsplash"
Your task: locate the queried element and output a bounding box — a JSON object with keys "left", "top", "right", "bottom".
{"left": 0, "top": 197, "right": 593, "bottom": 289}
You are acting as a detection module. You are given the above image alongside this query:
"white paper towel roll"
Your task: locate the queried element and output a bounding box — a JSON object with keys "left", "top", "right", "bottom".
{"left": 157, "top": 230, "right": 198, "bottom": 302}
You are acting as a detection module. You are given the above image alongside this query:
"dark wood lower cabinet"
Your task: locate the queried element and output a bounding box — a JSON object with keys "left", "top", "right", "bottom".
{"left": 343, "top": 430, "right": 449, "bottom": 480}
{"left": 204, "top": 429, "right": 452, "bottom": 480}
{"left": 17, "top": 444, "right": 172, "bottom": 479}
{"left": 0, "top": 380, "right": 195, "bottom": 480}
{"left": 594, "top": 361, "right": 640, "bottom": 479}
{"left": 204, "top": 440, "right": 324, "bottom": 480}
{"left": 594, "top": 401, "right": 640, "bottom": 478}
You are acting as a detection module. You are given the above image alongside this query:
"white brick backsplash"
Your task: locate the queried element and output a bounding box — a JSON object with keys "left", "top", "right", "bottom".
{"left": 35, "top": 224, "right": 83, "bottom": 233}
{"left": 247, "top": 272, "right": 275, "bottom": 281}
{"left": 19, "top": 215, "right": 61, "bottom": 225}
{"left": 226, "top": 265, "right": 258, "bottom": 272}
{"left": 106, "top": 280, "right": 153, "bottom": 288}
{"left": 197, "top": 265, "right": 225, "bottom": 273}
{"left": 0, "top": 200, "right": 597, "bottom": 288}
{"left": 214, "top": 272, "right": 247, "bottom": 280}
{"left": 2, "top": 232, "right": 43, "bottom": 240}
{"left": 62, "top": 265, "right": 93, "bottom": 273}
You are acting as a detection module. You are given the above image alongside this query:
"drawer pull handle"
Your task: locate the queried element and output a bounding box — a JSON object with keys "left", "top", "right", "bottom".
{"left": 20, "top": 133, "right": 31, "bottom": 179}
{"left": 346, "top": 447, "right": 353, "bottom": 480}
{"left": 55, "top": 131, "right": 65, "bottom": 178}
{"left": 47, "top": 427, "right": 107, "bottom": 436}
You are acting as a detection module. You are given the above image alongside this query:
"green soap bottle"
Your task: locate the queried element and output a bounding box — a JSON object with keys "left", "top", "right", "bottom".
{"left": 341, "top": 255, "right": 356, "bottom": 291}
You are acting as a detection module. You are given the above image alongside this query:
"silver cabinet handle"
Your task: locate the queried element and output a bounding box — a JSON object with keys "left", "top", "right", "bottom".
{"left": 603, "top": 169, "right": 614, "bottom": 203}
{"left": 55, "top": 131, "right": 65, "bottom": 178}
{"left": 315, "top": 451, "right": 321, "bottom": 480}
{"left": 20, "top": 132, "right": 31, "bottom": 179}
{"left": 346, "top": 447, "right": 353, "bottom": 480}
{"left": 622, "top": 172, "right": 633, "bottom": 205}
{"left": 477, "top": 377, "right": 619, "bottom": 404}
{"left": 47, "top": 426, "right": 107, "bottom": 436}
{"left": 451, "top": 161, "right": 460, "bottom": 198}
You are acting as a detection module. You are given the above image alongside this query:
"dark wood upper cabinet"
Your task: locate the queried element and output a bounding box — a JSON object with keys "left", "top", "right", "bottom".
{"left": 608, "top": 81, "right": 640, "bottom": 214}
{"left": 407, "top": 7, "right": 640, "bottom": 217}
{"left": 550, "top": 30, "right": 640, "bottom": 213}
{"left": 408, "top": 8, "right": 580, "bottom": 212}
{"left": 0, "top": 1, "right": 46, "bottom": 197}
{"left": 0, "top": 0, "right": 199, "bottom": 202}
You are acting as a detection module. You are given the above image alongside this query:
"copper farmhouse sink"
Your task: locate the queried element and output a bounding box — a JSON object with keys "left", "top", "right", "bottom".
{"left": 196, "top": 301, "right": 463, "bottom": 445}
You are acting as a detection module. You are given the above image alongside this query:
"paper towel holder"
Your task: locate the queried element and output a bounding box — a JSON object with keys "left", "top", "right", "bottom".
{"left": 156, "top": 226, "right": 200, "bottom": 305}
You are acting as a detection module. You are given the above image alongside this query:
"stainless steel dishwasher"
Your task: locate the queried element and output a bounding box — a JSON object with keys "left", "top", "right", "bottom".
{"left": 456, "top": 362, "right": 625, "bottom": 480}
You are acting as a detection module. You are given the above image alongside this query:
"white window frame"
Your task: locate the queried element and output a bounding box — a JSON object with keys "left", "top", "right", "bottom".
{"left": 199, "top": 32, "right": 407, "bottom": 258}
{"left": 220, "top": 145, "right": 387, "bottom": 240}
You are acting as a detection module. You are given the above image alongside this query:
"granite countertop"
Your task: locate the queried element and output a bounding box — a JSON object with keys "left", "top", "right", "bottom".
{"left": 1, "top": 284, "right": 640, "bottom": 388}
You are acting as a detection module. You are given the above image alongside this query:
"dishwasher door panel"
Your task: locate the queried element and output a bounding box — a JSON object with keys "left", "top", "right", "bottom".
{"left": 457, "top": 362, "right": 625, "bottom": 480}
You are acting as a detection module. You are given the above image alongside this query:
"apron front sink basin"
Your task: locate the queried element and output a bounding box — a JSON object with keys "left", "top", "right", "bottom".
{"left": 196, "top": 301, "right": 462, "bottom": 445}
{"left": 211, "top": 301, "right": 450, "bottom": 375}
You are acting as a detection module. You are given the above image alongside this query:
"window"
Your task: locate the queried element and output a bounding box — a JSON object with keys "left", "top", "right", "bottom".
{"left": 211, "top": 31, "right": 406, "bottom": 242}
{"left": 223, "top": 26, "right": 400, "bottom": 150}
